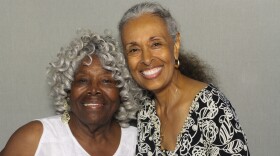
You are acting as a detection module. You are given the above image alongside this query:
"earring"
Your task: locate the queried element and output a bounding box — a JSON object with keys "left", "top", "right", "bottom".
{"left": 61, "top": 99, "right": 70, "bottom": 124}
{"left": 175, "top": 59, "right": 180, "bottom": 68}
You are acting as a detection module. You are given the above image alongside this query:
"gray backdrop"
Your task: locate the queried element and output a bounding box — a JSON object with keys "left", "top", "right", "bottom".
{"left": 1, "top": 0, "right": 279, "bottom": 155}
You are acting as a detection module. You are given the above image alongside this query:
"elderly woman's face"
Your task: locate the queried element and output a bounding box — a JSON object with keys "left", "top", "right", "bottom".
{"left": 69, "top": 55, "right": 120, "bottom": 125}
{"left": 121, "top": 14, "right": 179, "bottom": 92}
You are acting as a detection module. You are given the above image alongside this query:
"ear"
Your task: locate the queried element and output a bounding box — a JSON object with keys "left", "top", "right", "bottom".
{"left": 173, "top": 33, "right": 181, "bottom": 60}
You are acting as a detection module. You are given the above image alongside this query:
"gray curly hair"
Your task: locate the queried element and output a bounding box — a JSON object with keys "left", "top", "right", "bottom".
{"left": 118, "top": 2, "right": 217, "bottom": 87}
{"left": 47, "top": 29, "right": 144, "bottom": 127}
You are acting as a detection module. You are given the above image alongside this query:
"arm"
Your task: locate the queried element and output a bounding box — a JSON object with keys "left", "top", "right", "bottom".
{"left": 0, "top": 121, "right": 43, "bottom": 156}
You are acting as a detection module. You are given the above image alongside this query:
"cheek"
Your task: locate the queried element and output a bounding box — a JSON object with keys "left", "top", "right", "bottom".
{"left": 104, "top": 88, "right": 121, "bottom": 104}
{"left": 158, "top": 50, "right": 176, "bottom": 70}
{"left": 69, "top": 87, "right": 78, "bottom": 101}
{"left": 127, "top": 57, "right": 138, "bottom": 67}
{"left": 127, "top": 58, "right": 140, "bottom": 74}
{"left": 69, "top": 86, "right": 86, "bottom": 103}
{"left": 108, "top": 91, "right": 121, "bottom": 112}
{"left": 163, "top": 47, "right": 175, "bottom": 60}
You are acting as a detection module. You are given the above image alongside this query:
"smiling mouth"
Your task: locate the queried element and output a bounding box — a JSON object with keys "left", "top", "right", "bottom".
{"left": 83, "top": 103, "right": 104, "bottom": 108}
{"left": 141, "top": 67, "right": 162, "bottom": 79}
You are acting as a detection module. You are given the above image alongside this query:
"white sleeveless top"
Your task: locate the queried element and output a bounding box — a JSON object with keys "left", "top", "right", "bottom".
{"left": 35, "top": 115, "right": 137, "bottom": 156}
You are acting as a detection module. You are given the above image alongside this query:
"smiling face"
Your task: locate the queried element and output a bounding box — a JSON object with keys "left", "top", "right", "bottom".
{"left": 121, "top": 14, "right": 180, "bottom": 93}
{"left": 69, "top": 55, "right": 120, "bottom": 126}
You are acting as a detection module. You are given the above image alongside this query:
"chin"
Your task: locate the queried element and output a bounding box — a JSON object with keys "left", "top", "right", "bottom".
{"left": 141, "top": 83, "right": 162, "bottom": 92}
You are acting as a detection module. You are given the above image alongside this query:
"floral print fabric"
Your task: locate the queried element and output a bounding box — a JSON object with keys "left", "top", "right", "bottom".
{"left": 136, "top": 84, "right": 250, "bottom": 156}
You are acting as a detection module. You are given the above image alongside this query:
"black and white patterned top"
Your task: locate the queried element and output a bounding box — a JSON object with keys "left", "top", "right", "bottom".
{"left": 136, "top": 84, "right": 250, "bottom": 156}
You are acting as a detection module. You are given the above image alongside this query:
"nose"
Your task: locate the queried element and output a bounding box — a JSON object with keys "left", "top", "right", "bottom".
{"left": 141, "top": 48, "right": 152, "bottom": 65}
{"left": 87, "top": 81, "right": 101, "bottom": 96}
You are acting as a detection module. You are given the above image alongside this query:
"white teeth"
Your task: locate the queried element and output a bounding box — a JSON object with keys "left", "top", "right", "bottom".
{"left": 83, "top": 103, "right": 101, "bottom": 106}
{"left": 142, "top": 67, "right": 162, "bottom": 76}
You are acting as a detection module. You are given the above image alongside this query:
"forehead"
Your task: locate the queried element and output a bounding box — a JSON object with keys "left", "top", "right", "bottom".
{"left": 76, "top": 55, "right": 109, "bottom": 73}
{"left": 121, "top": 14, "right": 169, "bottom": 40}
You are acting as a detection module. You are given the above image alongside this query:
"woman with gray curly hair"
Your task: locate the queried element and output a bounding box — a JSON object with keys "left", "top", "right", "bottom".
{"left": 1, "top": 30, "right": 142, "bottom": 156}
{"left": 119, "top": 2, "right": 250, "bottom": 156}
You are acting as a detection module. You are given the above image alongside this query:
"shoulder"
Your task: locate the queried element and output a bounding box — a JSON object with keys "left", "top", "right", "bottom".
{"left": 114, "top": 126, "right": 137, "bottom": 156}
{"left": 192, "top": 84, "right": 239, "bottom": 123}
{"left": 121, "top": 126, "right": 137, "bottom": 137}
{"left": 121, "top": 126, "right": 137, "bottom": 143}
{"left": 195, "top": 84, "right": 231, "bottom": 107}
{"left": 38, "top": 115, "right": 63, "bottom": 127}
{"left": 1, "top": 120, "right": 43, "bottom": 155}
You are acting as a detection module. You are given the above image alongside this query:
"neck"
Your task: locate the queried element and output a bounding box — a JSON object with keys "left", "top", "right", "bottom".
{"left": 67, "top": 113, "right": 121, "bottom": 155}
{"left": 154, "top": 69, "right": 186, "bottom": 110}
{"left": 68, "top": 113, "right": 120, "bottom": 141}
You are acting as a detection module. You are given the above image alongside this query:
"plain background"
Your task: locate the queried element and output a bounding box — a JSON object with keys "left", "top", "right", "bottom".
{"left": 0, "top": 0, "right": 279, "bottom": 155}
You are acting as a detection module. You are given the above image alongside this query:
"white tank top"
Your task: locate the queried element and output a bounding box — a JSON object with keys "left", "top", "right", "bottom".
{"left": 35, "top": 115, "right": 137, "bottom": 156}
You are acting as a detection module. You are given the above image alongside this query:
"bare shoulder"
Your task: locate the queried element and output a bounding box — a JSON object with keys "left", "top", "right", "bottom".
{"left": 1, "top": 120, "right": 43, "bottom": 156}
{"left": 185, "top": 77, "right": 208, "bottom": 94}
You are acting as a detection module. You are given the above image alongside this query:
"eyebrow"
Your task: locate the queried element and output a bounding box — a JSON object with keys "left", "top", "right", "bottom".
{"left": 125, "top": 41, "right": 138, "bottom": 46}
{"left": 150, "top": 36, "right": 161, "bottom": 40}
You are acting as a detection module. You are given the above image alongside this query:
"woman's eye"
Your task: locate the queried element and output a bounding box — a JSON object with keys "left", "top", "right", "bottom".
{"left": 76, "top": 78, "right": 88, "bottom": 84}
{"left": 102, "top": 79, "right": 114, "bottom": 84}
{"left": 152, "top": 42, "right": 161, "bottom": 47}
{"left": 129, "top": 48, "right": 139, "bottom": 53}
